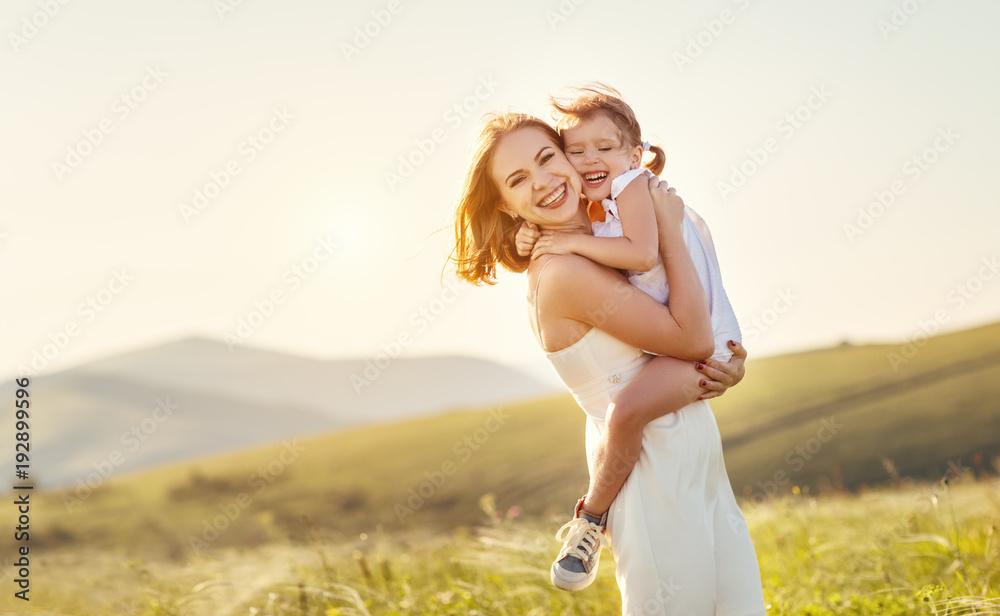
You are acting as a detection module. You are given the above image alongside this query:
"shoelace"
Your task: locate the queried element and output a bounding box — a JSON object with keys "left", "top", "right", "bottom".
{"left": 555, "top": 517, "right": 607, "bottom": 565}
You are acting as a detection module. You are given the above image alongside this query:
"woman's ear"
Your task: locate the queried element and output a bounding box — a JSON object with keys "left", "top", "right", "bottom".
{"left": 500, "top": 205, "right": 520, "bottom": 221}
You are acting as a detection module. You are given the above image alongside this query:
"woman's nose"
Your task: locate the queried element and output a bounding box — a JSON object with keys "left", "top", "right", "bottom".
{"left": 532, "top": 170, "right": 553, "bottom": 190}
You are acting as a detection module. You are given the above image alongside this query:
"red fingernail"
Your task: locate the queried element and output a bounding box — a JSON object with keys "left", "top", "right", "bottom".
{"left": 696, "top": 364, "right": 703, "bottom": 370}
{"left": 700, "top": 380, "right": 707, "bottom": 387}
{"left": 697, "top": 396, "right": 704, "bottom": 400}
{"left": 729, "top": 340, "right": 736, "bottom": 347}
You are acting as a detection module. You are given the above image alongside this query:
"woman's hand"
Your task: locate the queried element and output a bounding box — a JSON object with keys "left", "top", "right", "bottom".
{"left": 696, "top": 340, "right": 748, "bottom": 400}
{"left": 648, "top": 175, "right": 685, "bottom": 231}
{"left": 515, "top": 221, "right": 540, "bottom": 257}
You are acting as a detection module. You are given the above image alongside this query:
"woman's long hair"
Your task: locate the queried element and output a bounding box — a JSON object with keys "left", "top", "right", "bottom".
{"left": 451, "top": 113, "right": 564, "bottom": 286}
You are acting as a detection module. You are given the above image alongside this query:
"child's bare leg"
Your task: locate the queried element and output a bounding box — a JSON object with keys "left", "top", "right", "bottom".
{"left": 581, "top": 355, "right": 707, "bottom": 516}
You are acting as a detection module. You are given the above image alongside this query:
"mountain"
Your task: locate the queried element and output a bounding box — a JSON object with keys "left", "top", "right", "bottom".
{"left": 2, "top": 336, "right": 556, "bottom": 488}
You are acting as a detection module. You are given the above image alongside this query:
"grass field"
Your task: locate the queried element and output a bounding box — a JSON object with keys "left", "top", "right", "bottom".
{"left": 2, "top": 321, "right": 999, "bottom": 613}
{"left": 3, "top": 478, "right": 998, "bottom": 614}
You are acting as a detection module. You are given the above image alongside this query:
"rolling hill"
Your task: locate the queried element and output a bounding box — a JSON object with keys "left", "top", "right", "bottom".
{"left": 0, "top": 336, "right": 556, "bottom": 488}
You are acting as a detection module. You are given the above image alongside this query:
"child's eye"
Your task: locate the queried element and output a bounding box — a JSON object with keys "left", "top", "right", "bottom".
{"left": 599, "top": 147, "right": 612, "bottom": 152}
{"left": 567, "top": 150, "right": 582, "bottom": 156}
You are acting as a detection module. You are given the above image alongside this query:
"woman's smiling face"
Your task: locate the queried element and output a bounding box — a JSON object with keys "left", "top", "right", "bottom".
{"left": 490, "top": 126, "right": 584, "bottom": 226}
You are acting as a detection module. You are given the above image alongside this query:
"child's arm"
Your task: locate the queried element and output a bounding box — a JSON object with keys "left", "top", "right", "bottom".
{"left": 548, "top": 179, "right": 714, "bottom": 361}
{"left": 530, "top": 175, "right": 659, "bottom": 271}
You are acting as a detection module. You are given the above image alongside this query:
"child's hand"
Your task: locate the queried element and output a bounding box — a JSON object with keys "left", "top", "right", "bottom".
{"left": 531, "top": 229, "right": 578, "bottom": 260}
{"left": 515, "top": 221, "right": 540, "bottom": 257}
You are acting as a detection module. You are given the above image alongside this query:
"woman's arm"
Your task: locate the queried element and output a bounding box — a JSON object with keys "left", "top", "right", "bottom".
{"left": 530, "top": 177, "right": 659, "bottom": 271}
{"left": 538, "top": 255, "right": 704, "bottom": 359}
{"left": 652, "top": 179, "right": 714, "bottom": 358}
{"left": 532, "top": 179, "right": 713, "bottom": 360}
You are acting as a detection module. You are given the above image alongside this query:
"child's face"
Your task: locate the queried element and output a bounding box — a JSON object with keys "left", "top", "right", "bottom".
{"left": 562, "top": 112, "right": 642, "bottom": 202}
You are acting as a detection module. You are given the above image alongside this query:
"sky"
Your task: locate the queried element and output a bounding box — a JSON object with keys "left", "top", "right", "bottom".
{"left": 2, "top": 0, "right": 998, "bottom": 386}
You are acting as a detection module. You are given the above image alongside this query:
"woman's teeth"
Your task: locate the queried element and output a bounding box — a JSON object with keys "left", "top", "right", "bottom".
{"left": 584, "top": 172, "right": 608, "bottom": 186}
{"left": 539, "top": 183, "right": 566, "bottom": 207}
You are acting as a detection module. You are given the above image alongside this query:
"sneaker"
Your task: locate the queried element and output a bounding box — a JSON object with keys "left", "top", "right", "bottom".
{"left": 550, "top": 501, "right": 608, "bottom": 591}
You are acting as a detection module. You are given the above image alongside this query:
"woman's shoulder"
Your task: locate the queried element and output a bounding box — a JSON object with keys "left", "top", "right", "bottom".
{"left": 529, "top": 253, "right": 601, "bottom": 285}
{"left": 528, "top": 254, "right": 619, "bottom": 306}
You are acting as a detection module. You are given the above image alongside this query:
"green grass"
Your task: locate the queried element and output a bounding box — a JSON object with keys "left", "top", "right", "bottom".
{"left": 4, "top": 478, "right": 998, "bottom": 615}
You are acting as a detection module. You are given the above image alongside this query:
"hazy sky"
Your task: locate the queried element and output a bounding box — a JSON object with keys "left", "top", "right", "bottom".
{"left": 2, "top": 0, "right": 998, "bottom": 385}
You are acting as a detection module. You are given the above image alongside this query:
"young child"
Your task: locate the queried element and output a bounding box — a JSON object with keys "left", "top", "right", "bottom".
{"left": 515, "top": 84, "right": 743, "bottom": 592}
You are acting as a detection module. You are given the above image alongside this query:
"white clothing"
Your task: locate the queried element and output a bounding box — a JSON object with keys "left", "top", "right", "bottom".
{"left": 538, "top": 317, "right": 766, "bottom": 615}
{"left": 592, "top": 169, "right": 740, "bottom": 361}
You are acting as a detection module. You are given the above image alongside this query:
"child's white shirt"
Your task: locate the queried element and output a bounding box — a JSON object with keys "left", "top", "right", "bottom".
{"left": 591, "top": 168, "right": 741, "bottom": 361}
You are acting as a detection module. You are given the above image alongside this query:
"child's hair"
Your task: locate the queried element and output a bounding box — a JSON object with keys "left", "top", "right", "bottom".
{"left": 451, "top": 112, "right": 565, "bottom": 286}
{"left": 549, "top": 83, "right": 666, "bottom": 176}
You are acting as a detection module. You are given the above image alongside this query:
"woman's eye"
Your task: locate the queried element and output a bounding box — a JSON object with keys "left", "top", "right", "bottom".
{"left": 510, "top": 176, "right": 525, "bottom": 187}
{"left": 541, "top": 152, "right": 554, "bottom": 163}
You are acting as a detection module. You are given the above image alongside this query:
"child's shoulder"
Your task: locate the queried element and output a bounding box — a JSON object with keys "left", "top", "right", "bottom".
{"left": 611, "top": 168, "right": 653, "bottom": 200}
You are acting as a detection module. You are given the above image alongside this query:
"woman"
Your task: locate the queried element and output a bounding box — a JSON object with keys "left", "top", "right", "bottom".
{"left": 452, "top": 113, "right": 766, "bottom": 615}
